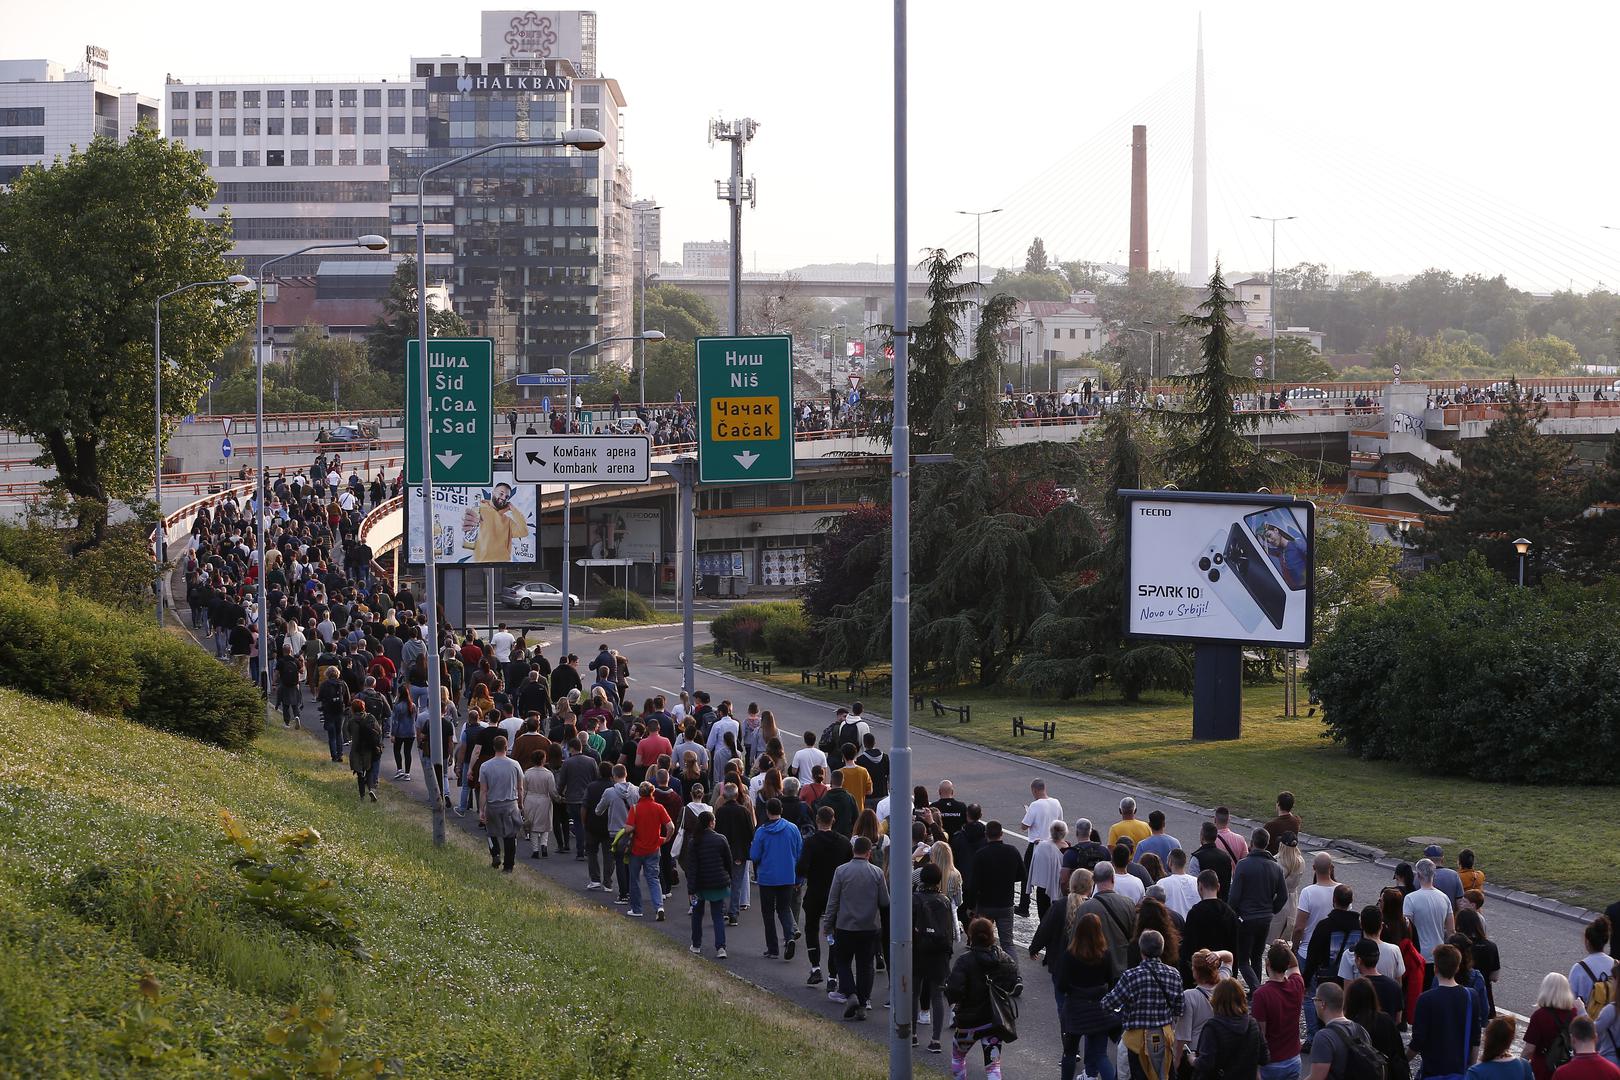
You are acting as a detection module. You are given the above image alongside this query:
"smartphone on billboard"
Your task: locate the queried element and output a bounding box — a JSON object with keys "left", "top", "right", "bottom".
{"left": 1242, "top": 507, "right": 1310, "bottom": 592}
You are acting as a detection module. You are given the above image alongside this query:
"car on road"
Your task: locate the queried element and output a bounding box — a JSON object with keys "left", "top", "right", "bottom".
{"left": 316, "top": 422, "right": 381, "bottom": 446}
{"left": 590, "top": 417, "right": 648, "bottom": 435}
{"left": 500, "top": 581, "right": 580, "bottom": 610}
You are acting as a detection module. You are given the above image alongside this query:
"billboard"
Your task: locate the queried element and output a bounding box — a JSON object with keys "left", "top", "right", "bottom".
{"left": 587, "top": 507, "right": 660, "bottom": 563}
{"left": 1121, "top": 490, "right": 1315, "bottom": 648}
{"left": 406, "top": 471, "right": 537, "bottom": 566}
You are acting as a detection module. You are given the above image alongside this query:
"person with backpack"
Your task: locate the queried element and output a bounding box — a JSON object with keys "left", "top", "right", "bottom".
{"left": 316, "top": 665, "right": 351, "bottom": 762}
{"left": 273, "top": 643, "right": 304, "bottom": 728}
{"left": 946, "top": 916, "right": 1023, "bottom": 1078}
{"left": 1524, "top": 973, "right": 1584, "bottom": 1080}
{"left": 1308, "top": 980, "right": 1385, "bottom": 1080}
{"left": 1570, "top": 918, "right": 1615, "bottom": 1017}
{"left": 1550, "top": 1018, "right": 1620, "bottom": 1080}
{"left": 1102, "top": 928, "right": 1185, "bottom": 1080}
{"left": 1347, "top": 974, "right": 1410, "bottom": 1080}
{"left": 914, "top": 862, "right": 958, "bottom": 1054}
{"left": 1195, "top": 978, "right": 1269, "bottom": 1080}
{"left": 594, "top": 764, "right": 639, "bottom": 904}
{"left": 683, "top": 810, "right": 733, "bottom": 959}
{"left": 343, "top": 699, "right": 384, "bottom": 801}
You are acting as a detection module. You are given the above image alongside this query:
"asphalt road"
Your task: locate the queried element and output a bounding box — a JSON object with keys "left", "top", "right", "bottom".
{"left": 288, "top": 622, "right": 1590, "bottom": 1078}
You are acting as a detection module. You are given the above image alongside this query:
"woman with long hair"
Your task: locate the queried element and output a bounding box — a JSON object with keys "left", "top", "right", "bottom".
{"left": 1467, "top": 1016, "right": 1531, "bottom": 1080}
{"left": 1457, "top": 907, "right": 1501, "bottom": 1014}
{"left": 1270, "top": 833, "right": 1307, "bottom": 940}
{"left": 929, "top": 840, "right": 964, "bottom": 914}
{"left": 1383, "top": 886, "right": 1426, "bottom": 1023}
{"left": 913, "top": 862, "right": 957, "bottom": 1055}
{"left": 1347, "top": 976, "right": 1411, "bottom": 1080}
{"left": 854, "top": 808, "right": 887, "bottom": 872}
{"left": 1194, "top": 979, "right": 1268, "bottom": 1080}
{"left": 1057, "top": 912, "right": 1120, "bottom": 1080}
{"left": 1130, "top": 897, "right": 1183, "bottom": 970}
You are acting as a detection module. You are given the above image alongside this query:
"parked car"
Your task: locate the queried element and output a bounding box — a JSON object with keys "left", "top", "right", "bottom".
{"left": 500, "top": 582, "right": 580, "bottom": 610}
{"left": 591, "top": 417, "right": 647, "bottom": 435}
{"left": 316, "top": 422, "right": 381, "bottom": 446}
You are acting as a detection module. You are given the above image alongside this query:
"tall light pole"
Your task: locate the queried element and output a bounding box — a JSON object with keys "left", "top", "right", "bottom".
{"left": 253, "top": 237, "right": 387, "bottom": 692}
{"left": 153, "top": 274, "right": 252, "bottom": 626}
{"left": 632, "top": 203, "right": 662, "bottom": 408}
{"left": 955, "top": 207, "right": 1002, "bottom": 350}
{"left": 890, "top": 1, "right": 914, "bottom": 1073}
{"left": 1250, "top": 214, "right": 1296, "bottom": 381}
{"left": 1513, "top": 537, "right": 1532, "bottom": 587}
{"left": 414, "top": 127, "right": 606, "bottom": 846}
{"left": 561, "top": 331, "right": 664, "bottom": 659}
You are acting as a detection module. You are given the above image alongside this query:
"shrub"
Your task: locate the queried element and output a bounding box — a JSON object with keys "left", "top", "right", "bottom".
{"left": 0, "top": 563, "right": 261, "bottom": 749}
{"left": 710, "top": 601, "right": 806, "bottom": 655}
{"left": 220, "top": 813, "right": 368, "bottom": 961}
{"left": 1309, "top": 555, "right": 1620, "bottom": 784}
{"left": 763, "top": 605, "right": 819, "bottom": 667}
{"left": 594, "top": 588, "right": 654, "bottom": 622}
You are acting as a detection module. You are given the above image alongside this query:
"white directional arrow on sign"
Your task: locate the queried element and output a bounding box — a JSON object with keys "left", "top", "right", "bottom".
{"left": 733, "top": 450, "right": 759, "bottom": 469}
{"left": 435, "top": 450, "right": 463, "bottom": 470}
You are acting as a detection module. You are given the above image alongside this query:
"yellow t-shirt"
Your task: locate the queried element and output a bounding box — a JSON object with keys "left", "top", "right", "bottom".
{"left": 468, "top": 500, "right": 529, "bottom": 563}
{"left": 1108, "top": 818, "right": 1153, "bottom": 849}
{"left": 840, "top": 763, "right": 873, "bottom": 806}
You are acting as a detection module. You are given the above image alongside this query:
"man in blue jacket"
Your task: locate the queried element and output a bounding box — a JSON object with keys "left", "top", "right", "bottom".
{"left": 750, "top": 797, "right": 805, "bottom": 961}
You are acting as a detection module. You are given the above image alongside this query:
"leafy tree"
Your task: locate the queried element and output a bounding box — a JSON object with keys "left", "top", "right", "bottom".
{"left": 366, "top": 258, "right": 471, "bottom": 377}
{"left": 288, "top": 325, "right": 378, "bottom": 408}
{"left": 801, "top": 503, "right": 890, "bottom": 624}
{"left": 1496, "top": 333, "right": 1582, "bottom": 377}
{"left": 1232, "top": 330, "right": 1334, "bottom": 384}
{"left": 986, "top": 268, "right": 1070, "bottom": 302}
{"left": 1159, "top": 265, "right": 1298, "bottom": 493}
{"left": 640, "top": 339, "right": 697, "bottom": 403}
{"left": 210, "top": 368, "right": 327, "bottom": 415}
{"left": 1060, "top": 260, "right": 1115, "bottom": 294}
{"left": 1416, "top": 390, "right": 1583, "bottom": 579}
{"left": 1309, "top": 497, "right": 1399, "bottom": 640}
{"left": 1024, "top": 237, "right": 1050, "bottom": 274}
{"left": 0, "top": 128, "right": 252, "bottom": 547}
{"left": 1017, "top": 407, "right": 1191, "bottom": 700}
{"left": 637, "top": 282, "right": 720, "bottom": 343}
{"left": 1096, "top": 268, "right": 1192, "bottom": 378}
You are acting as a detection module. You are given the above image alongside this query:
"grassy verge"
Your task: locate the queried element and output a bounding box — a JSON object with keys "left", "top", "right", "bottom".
{"left": 0, "top": 687, "right": 886, "bottom": 1078}
{"left": 708, "top": 653, "right": 1620, "bottom": 909}
{"left": 574, "top": 611, "right": 685, "bottom": 631}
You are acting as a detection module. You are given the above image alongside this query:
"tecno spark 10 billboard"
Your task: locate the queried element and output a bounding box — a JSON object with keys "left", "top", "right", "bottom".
{"left": 1121, "top": 490, "right": 1316, "bottom": 648}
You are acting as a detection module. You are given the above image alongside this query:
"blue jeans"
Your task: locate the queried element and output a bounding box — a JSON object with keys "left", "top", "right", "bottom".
{"left": 691, "top": 895, "right": 727, "bottom": 950}
{"left": 629, "top": 853, "right": 663, "bottom": 914}
{"left": 1303, "top": 987, "right": 1321, "bottom": 1040}
{"left": 458, "top": 771, "right": 479, "bottom": 814}
{"left": 727, "top": 862, "right": 748, "bottom": 917}
{"left": 324, "top": 717, "right": 344, "bottom": 760}
{"left": 1261, "top": 1057, "right": 1301, "bottom": 1080}
{"left": 977, "top": 906, "right": 1016, "bottom": 957}
{"left": 759, "top": 883, "right": 796, "bottom": 955}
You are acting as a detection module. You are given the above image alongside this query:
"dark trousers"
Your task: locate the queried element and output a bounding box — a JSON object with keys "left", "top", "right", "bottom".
{"left": 585, "top": 833, "right": 613, "bottom": 885}
{"left": 614, "top": 853, "right": 630, "bottom": 899}
{"left": 833, "top": 927, "right": 878, "bottom": 1005}
{"left": 1237, "top": 916, "right": 1271, "bottom": 989}
{"left": 690, "top": 895, "right": 726, "bottom": 950}
{"left": 804, "top": 897, "right": 827, "bottom": 969}
{"left": 277, "top": 686, "right": 301, "bottom": 725}
{"left": 392, "top": 736, "right": 414, "bottom": 773}
{"left": 553, "top": 803, "right": 570, "bottom": 850}
{"left": 1018, "top": 842, "right": 1036, "bottom": 910}
{"left": 488, "top": 832, "right": 516, "bottom": 871}
{"left": 567, "top": 804, "right": 585, "bottom": 854}
{"left": 324, "top": 717, "right": 344, "bottom": 760}
{"left": 759, "top": 883, "right": 796, "bottom": 955}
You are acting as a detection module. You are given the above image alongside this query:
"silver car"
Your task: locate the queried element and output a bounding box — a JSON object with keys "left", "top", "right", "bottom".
{"left": 500, "top": 582, "right": 580, "bottom": 610}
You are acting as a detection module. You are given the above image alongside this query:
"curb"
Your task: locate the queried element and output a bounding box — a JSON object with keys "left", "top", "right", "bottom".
{"left": 694, "top": 663, "right": 1598, "bottom": 927}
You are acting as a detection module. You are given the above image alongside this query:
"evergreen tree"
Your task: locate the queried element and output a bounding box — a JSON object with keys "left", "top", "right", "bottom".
{"left": 931, "top": 292, "right": 1017, "bottom": 455}
{"left": 1416, "top": 389, "right": 1583, "bottom": 579}
{"left": 1568, "top": 433, "right": 1620, "bottom": 580}
{"left": 1017, "top": 407, "right": 1192, "bottom": 700}
{"left": 366, "top": 258, "right": 472, "bottom": 377}
{"left": 1159, "top": 264, "right": 1297, "bottom": 492}
{"left": 1024, "top": 237, "right": 1050, "bottom": 275}
{"left": 887, "top": 248, "right": 971, "bottom": 454}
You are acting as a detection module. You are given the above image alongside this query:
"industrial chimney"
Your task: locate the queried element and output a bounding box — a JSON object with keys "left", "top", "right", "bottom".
{"left": 1130, "top": 124, "right": 1148, "bottom": 276}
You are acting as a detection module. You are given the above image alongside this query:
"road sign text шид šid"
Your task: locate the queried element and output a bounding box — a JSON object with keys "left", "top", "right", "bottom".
{"left": 406, "top": 338, "right": 494, "bottom": 487}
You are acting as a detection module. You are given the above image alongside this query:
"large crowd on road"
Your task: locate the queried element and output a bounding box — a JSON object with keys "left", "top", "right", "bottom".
{"left": 174, "top": 453, "right": 1620, "bottom": 1080}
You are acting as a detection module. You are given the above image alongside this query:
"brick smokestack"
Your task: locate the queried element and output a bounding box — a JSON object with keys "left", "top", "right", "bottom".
{"left": 1130, "top": 124, "right": 1148, "bottom": 275}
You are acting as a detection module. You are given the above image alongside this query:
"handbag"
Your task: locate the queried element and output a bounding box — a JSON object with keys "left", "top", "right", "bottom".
{"left": 986, "top": 969, "right": 1020, "bottom": 1043}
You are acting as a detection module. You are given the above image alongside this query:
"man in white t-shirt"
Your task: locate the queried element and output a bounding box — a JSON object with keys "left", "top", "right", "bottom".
{"left": 1336, "top": 905, "right": 1405, "bottom": 982}
{"left": 1160, "top": 848, "right": 1202, "bottom": 918}
{"left": 1293, "top": 852, "right": 1339, "bottom": 958}
{"left": 489, "top": 623, "right": 516, "bottom": 665}
{"left": 1017, "top": 779, "right": 1064, "bottom": 917}
{"left": 790, "top": 729, "right": 827, "bottom": 785}
{"left": 1401, "top": 859, "right": 1454, "bottom": 960}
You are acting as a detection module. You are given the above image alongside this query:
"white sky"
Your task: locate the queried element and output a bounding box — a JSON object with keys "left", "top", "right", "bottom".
{"left": 10, "top": 1, "right": 1620, "bottom": 292}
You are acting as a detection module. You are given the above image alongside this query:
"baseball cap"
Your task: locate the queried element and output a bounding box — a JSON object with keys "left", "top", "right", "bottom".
{"left": 1423, "top": 844, "right": 1443, "bottom": 858}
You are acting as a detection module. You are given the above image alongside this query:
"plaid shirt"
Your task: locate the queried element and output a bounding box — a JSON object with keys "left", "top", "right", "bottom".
{"left": 1100, "top": 959, "right": 1186, "bottom": 1029}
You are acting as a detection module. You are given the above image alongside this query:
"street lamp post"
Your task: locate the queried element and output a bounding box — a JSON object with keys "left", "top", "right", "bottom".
{"left": 1250, "top": 215, "right": 1296, "bottom": 381}
{"left": 1513, "top": 537, "right": 1532, "bottom": 587}
{"left": 412, "top": 128, "right": 604, "bottom": 847}
{"left": 253, "top": 237, "right": 387, "bottom": 693}
{"left": 955, "top": 207, "right": 1002, "bottom": 350}
{"left": 153, "top": 274, "right": 252, "bottom": 626}
{"left": 560, "top": 331, "right": 664, "bottom": 659}
{"left": 632, "top": 204, "right": 662, "bottom": 409}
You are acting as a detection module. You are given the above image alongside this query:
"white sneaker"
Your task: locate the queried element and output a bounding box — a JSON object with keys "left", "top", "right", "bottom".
{"left": 715, "top": 947, "right": 727, "bottom": 959}
{"left": 918, "top": 1009, "right": 930, "bottom": 1026}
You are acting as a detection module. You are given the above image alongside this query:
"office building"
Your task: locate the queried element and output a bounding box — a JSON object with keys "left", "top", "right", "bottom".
{"left": 0, "top": 48, "right": 157, "bottom": 185}
{"left": 630, "top": 197, "right": 660, "bottom": 278}
{"left": 682, "top": 240, "right": 730, "bottom": 277}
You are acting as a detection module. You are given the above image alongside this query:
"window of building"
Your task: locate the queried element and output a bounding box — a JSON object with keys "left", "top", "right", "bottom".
{"left": 363, "top": 148, "right": 381, "bottom": 165}
{"left": 1069, "top": 328, "right": 1077, "bottom": 339}
{"left": 266, "top": 149, "right": 284, "bottom": 166}
{"left": 268, "top": 89, "right": 284, "bottom": 108}
{"left": 315, "top": 89, "right": 333, "bottom": 108}
{"left": 315, "top": 116, "right": 332, "bottom": 135}
{"left": 220, "top": 117, "right": 236, "bottom": 136}
{"left": 0, "top": 134, "right": 44, "bottom": 155}
{"left": 243, "top": 90, "right": 260, "bottom": 108}
{"left": 243, "top": 116, "right": 261, "bottom": 135}
{"left": 339, "top": 149, "right": 356, "bottom": 165}
{"left": 438, "top": 63, "right": 458, "bottom": 76}
{"left": 0, "top": 108, "right": 45, "bottom": 127}
{"left": 363, "top": 116, "right": 380, "bottom": 134}
{"left": 1084, "top": 328, "right": 1092, "bottom": 340}
{"left": 487, "top": 63, "right": 504, "bottom": 75}
{"left": 292, "top": 89, "right": 308, "bottom": 108}
{"left": 213, "top": 180, "right": 389, "bottom": 202}
{"left": 195, "top": 91, "right": 212, "bottom": 109}
{"left": 388, "top": 88, "right": 406, "bottom": 108}
{"left": 415, "top": 63, "right": 433, "bottom": 77}
{"left": 339, "top": 116, "right": 356, "bottom": 135}
{"left": 339, "top": 89, "right": 356, "bottom": 108}
{"left": 219, "top": 91, "right": 236, "bottom": 109}
{"left": 190, "top": 118, "right": 210, "bottom": 136}
{"left": 197, "top": 151, "right": 210, "bottom": 166}
{"left": 267, "top": 117, "right": 283, "bottom": 135}
{"left": 362, "top": 88, "right": 380, "bottom": 108}
{"left": 241, "top": 150, "right": 258, "bottom": 167}
{"left": 314, "top": 149, "right": 332, "bottom": 165}
{"left": 291, "top": 117, "right": 308, "bottom": 135}
{"left": 579, "top": 83, "right": 600, "bottom": 103}
{"left": 168, "top": 119, "right": 187, "bottom": 137}
{"left": 290, "top": 149, "right": 308, "bottom": 166}
{"left": 170, "top": 92, "right": 187, "bottom": 111}
{"left": 387, "top": 115, "right": 405, "bottom": 135}
{"left": 579, "top": 108, "right": 599, "bottom": 130}
{"left": 411, "top": 116, "right": 426, "bottom": 134}
{"left": 217, "top": 150, "right": 234, "bottom": 166}
{"left": 411, "top": 88, "right": 426, "bottom": 107}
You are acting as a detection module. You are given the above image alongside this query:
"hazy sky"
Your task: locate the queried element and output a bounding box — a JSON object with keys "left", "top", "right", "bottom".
{"left": 11, "top": 1, "right": 1620, "bottom": 292}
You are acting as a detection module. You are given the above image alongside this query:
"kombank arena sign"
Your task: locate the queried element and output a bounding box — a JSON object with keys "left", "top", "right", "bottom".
{"left": 425, "top": 74, "right": 571, "bottom": 94}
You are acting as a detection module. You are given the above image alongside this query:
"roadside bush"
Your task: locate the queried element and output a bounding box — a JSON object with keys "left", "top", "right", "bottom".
{"left": 1309, "top": 555, "right": 1620, "bottom": 784}
{"left": 0, "top": 563, "right": 261, "bottom": 749}
{"left": 763, "top": 605, "right": 819, "bottom": 668}
{"left": 710, "top": 601, "right": 809, "bottom": 657}
{"left": 594, "top": 588, "right": 654, "bottom": 622}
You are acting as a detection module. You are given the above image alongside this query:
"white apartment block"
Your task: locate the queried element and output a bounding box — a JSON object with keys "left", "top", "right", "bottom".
{"left": 0, "top": 50, "right": 157, "bottom": 185}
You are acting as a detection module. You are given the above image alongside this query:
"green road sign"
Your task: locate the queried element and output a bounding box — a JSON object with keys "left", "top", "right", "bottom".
{"left": 696, "top": 334, "right": 795, "bottom": 484}
{"left": 405, "top": 338, "right": 494, "bottom": 486}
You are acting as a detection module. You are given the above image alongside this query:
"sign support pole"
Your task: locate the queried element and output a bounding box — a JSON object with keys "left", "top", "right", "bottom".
{"left": 1192, "top": 644, "right": 1244, "bottom": 740}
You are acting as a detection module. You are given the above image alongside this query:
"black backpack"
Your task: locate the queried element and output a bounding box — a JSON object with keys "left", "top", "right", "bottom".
{"left": 1319, "top": 1021, "right": 1386, "bottom": 1080}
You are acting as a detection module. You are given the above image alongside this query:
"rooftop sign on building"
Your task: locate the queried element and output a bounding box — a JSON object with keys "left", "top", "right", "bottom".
{"left": 426, "top": 73, "right": 571, "bottom": 93}
{"left": 480, "top": 10, "right": 593, "bottom": 66}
